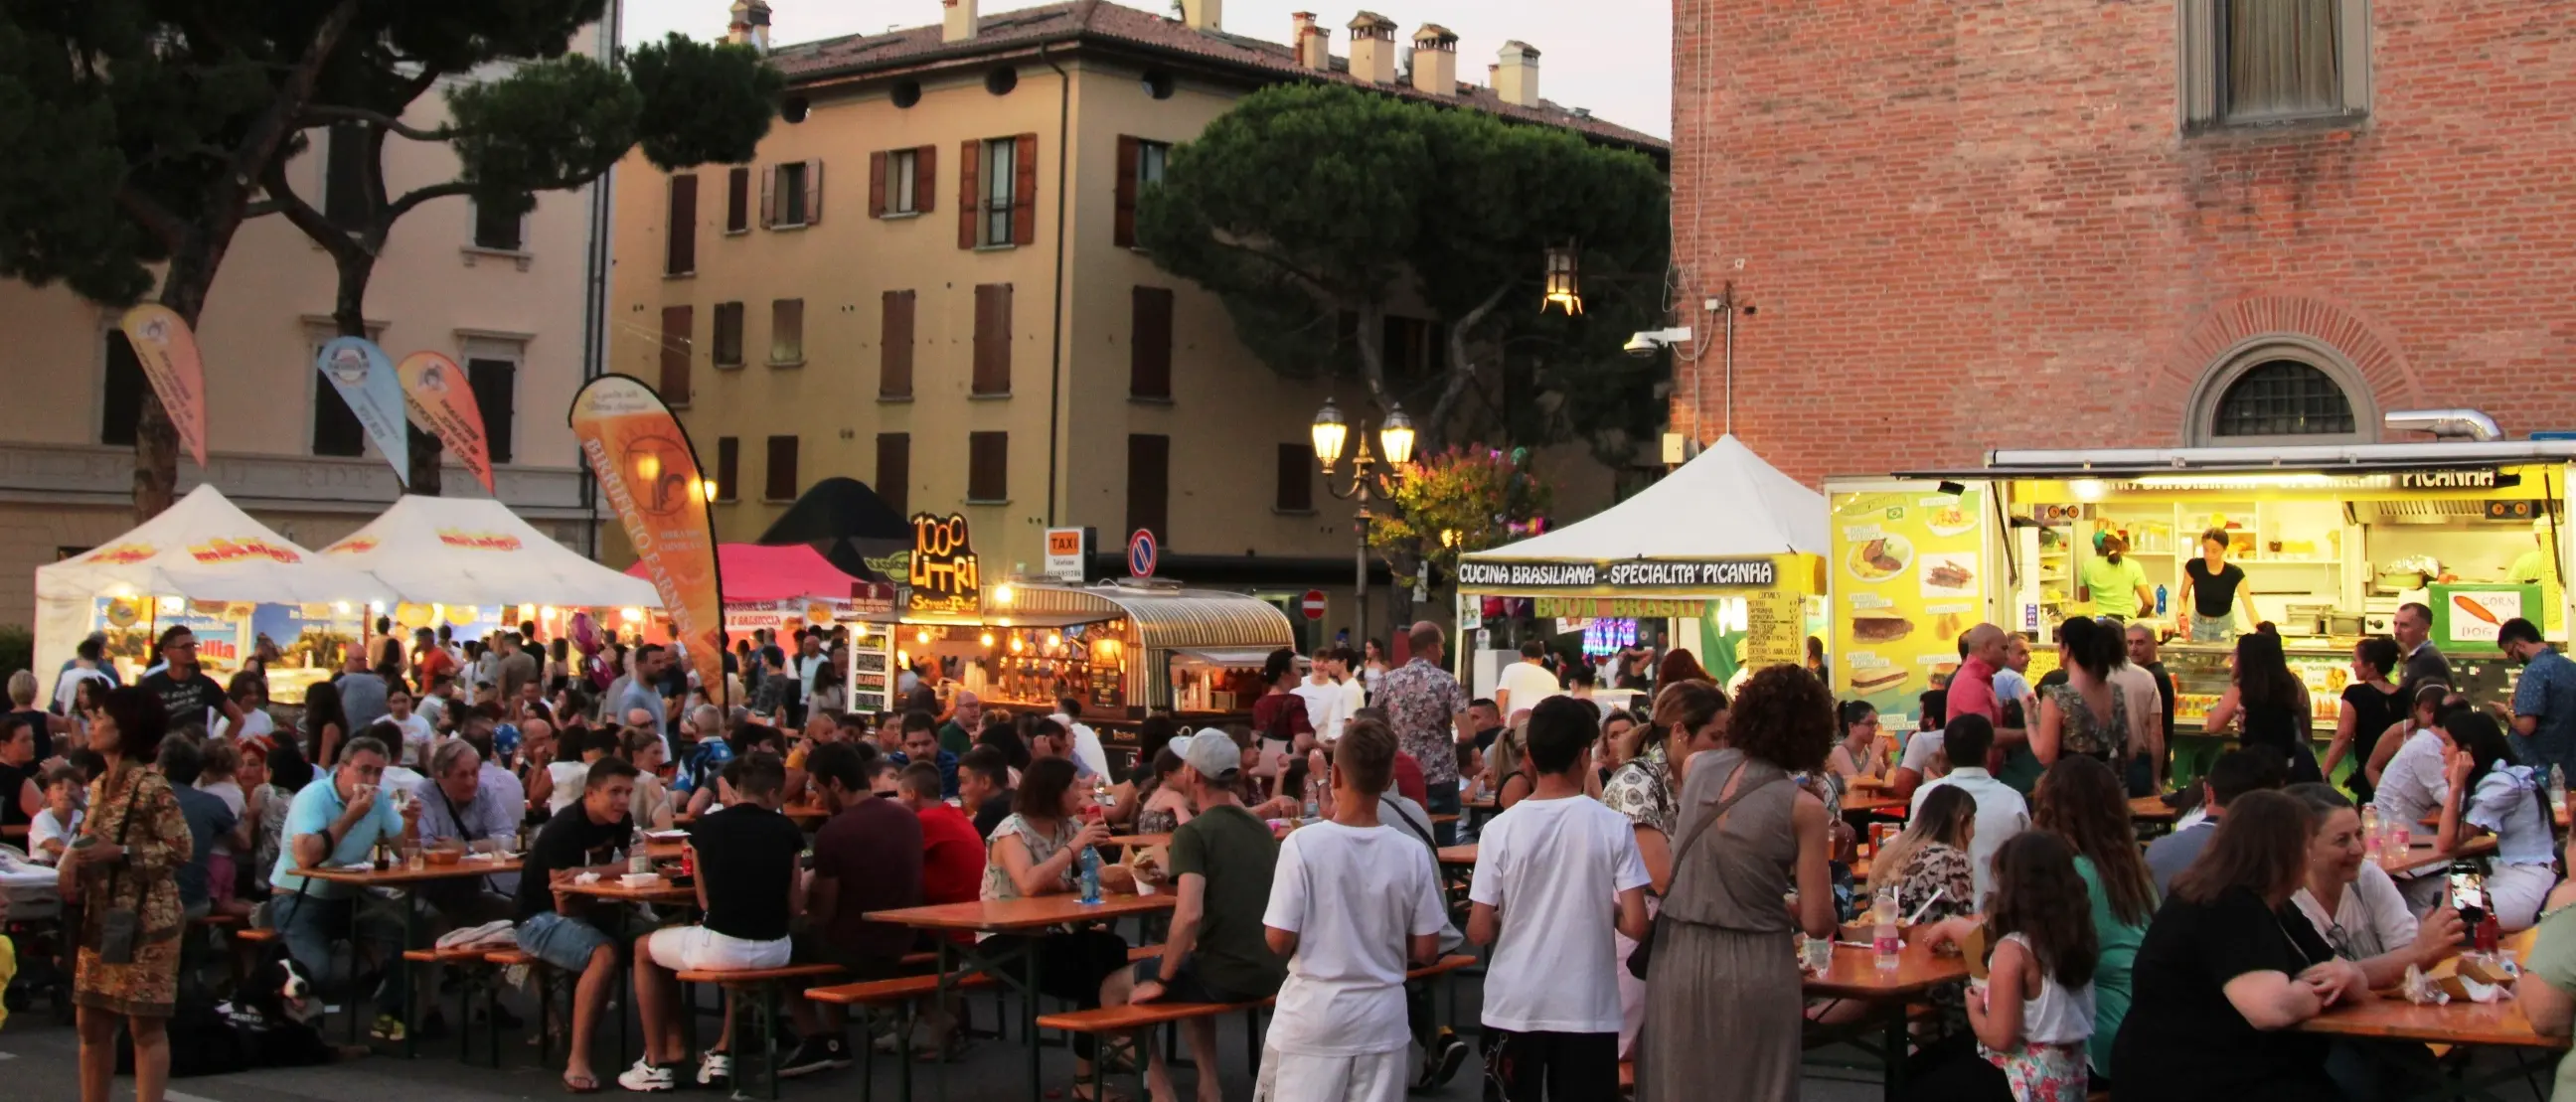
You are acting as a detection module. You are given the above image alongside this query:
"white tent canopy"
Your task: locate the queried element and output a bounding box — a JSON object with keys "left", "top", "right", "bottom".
{"left": 319, "top": 495, "right": 660, "bottom": 609}
{"left": 34, "top": 485, "right": 393, "bottom": 694}
{"left": 1463, "top": 433, "right": 1830, "bottom": 564}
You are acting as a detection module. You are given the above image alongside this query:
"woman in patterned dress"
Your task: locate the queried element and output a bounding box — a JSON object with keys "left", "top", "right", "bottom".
{"left": 63, "top": 687, "right": 190, "bottom": 1102}
{"left": 1602, "top": 681, "right": 1728, "bottom": 1058}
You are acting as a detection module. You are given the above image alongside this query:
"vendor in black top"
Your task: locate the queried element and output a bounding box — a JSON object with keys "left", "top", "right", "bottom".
{"left": 139, "top": 626, "right": 242, "bottom": 740}
{"left": 2180, "top": 528, "right": 2259, "bottom": 644}
{"left": 2111, "top": 789, "right": 2361, "bottom": 1102}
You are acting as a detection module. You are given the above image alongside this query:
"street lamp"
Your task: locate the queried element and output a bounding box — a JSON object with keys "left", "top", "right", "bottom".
{"left": 1542, "top": 241, "right": 1583, "bottom": 314}
{"left": 1312, "top": 398, "right": 1417, "bottom": 643}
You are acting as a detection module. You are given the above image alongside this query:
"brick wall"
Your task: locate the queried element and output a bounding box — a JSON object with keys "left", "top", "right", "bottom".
{"left": 1669, "top": 0, "right": 2576, "bottom": 485}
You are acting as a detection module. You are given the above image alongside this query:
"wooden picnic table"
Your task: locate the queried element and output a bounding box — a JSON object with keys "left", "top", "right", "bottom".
{"left": 2378, "top": 834, "right": 2498, "bottom": 877}
{"left": 555, "top": 866, "right": 699, "bottom": 906}
{"left": 2129, "top": 795, "right": 2180, "bottom": 822}
{"left": 291, "top": 857, "right": 526, "bottom": 1056}
{"left": 1804, "top": 939, "right": 1974, "bottom": 1098}
{"left": 1104, "top": 833, "right": 1170, "bottom": 850}
{"left": 2297, "top": 992, "right": 2567, "bottom": 1049}
{"left": 1841, "top": 793, "right": 1910, "bottom": 818}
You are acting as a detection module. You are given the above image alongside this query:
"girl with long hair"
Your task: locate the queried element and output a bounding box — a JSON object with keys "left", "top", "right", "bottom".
{"left": 1868, "top": 783, "right": 1978, "bottom": 918}
{"left": 2033, "top": 755, "right": 2156, "bottom": 1080}
{"left": 1827, "top": 700, "right": 1891, "bottom": 783}
{"left": 2205, "top": 631, "right": 2320, "bottom": 783}
{"left": 2323, "top": 637, "right": 2403, "bottom": 800}
{"left": 300, "top": 680, "right": 346, "bottom": 767}
{"left": 1968, "top": 831, "right": 2100, "bottom": 1101}
{"left": 1656, "top": 648, "right": 1713, "bottom": 689}
{"left": 1604, "top": 681, "right": 1728, "bottom": 1060}
{"left": 981, "top": 757, "right": 1137, "bottom": 1096}
{"left": 2034, "top": 617, "right": 2129, "bottom": 769}
{"left": 2435, "top": 710, "right": 2555, "bottom": 931}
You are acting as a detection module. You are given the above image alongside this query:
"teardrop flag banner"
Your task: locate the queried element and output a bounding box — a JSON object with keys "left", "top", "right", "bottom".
{"left": 398, "top": 351, "right": 495, "bottom": 493}
{"left": 315, "top": 336, "right": 411, "bottom": 486}
{"left": 117, "top": 305, "right": 210, "bottom": 470}
{"left": 568, "top": 374, "right": 726, "bottom": 706}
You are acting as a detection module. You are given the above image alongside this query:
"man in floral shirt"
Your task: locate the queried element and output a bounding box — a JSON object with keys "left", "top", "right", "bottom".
{"left": 1377, "top": 622, "right": 1471, "bottom": 844}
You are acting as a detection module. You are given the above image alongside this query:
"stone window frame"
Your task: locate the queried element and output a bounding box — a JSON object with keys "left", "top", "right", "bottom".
{"left": 2184, "top": 334, "right": 2378, "bottom": 446}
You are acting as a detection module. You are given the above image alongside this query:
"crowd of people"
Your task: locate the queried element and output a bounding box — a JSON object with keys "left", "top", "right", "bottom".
{"left": 18, "top": 602, "right": 2576, "bottom": 1102}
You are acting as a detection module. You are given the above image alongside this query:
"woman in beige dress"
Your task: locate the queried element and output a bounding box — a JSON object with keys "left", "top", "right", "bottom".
{"left": 1638, "top": 666, "right": 1837, "bottom": 1102}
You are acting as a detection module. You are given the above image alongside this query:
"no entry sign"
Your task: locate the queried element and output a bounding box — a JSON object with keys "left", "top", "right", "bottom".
{"left": 1300, "top": 589, "right": 1327, "bottom": 620}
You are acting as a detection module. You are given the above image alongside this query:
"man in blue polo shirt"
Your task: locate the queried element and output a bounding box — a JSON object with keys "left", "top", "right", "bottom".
{"left": 266, "top": 734, "right": 417, "bottom": 1040}
{"left": 2503, "top": 617, "right": 2576, "bottom": 818}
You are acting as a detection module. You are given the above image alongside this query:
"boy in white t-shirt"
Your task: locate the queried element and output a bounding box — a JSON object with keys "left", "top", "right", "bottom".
{"left": 1257, "top": 720, "right": 1448, "bottom": 1102}
{"left": 1467, "top": 697, "right": 1650, "bottom": 1102}
{"left": 28, "top": 767, "right": 83, "bottom": 865}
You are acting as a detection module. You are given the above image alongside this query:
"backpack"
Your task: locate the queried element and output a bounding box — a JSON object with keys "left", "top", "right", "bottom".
{"left": 1379, "top": 794, "right": 1465, "bottom": 955}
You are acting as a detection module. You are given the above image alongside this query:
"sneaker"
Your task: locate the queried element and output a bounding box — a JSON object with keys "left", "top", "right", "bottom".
{"left": 616, "top": 1058, "right": 677, "bottom": 1093}
{"left": 370, "top": 1014, "right": 406, "bottom": 1042}
{"left": 1430, "top": 1028, "right": 1469, "bottom": 1088}
{"left": 778, "top": 1034, "right": 853, "bottom": 1078}
{"left": 695, "top": 1049, "right": 732, "bottom": 1089}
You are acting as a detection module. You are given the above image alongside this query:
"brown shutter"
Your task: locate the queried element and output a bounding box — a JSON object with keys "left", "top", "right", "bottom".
{"left": 1114, "top": 135, "right": 1139, "bottom": 248}
{"left": 913, "top": 145, "right": 936, "bottom": 215}
{"left": 957, "top": 140, "right": 980, "bottom": 248}
{"left": 1129, "top": 286, "right": 1173, "bottom": 398}
{"left": 972, "top": 283, "right": 1012, "bottom": 394}
{"left": 880, "top": 290, "right": 914, "bottom": 396}
{"left": 869, "top": 152, "right": 887, "bottom": 218}
{"left": 658, "top": 305, "right": 693, "bottom": 402}
{"left": 759, "top": 164, "right": 776, "bottom": 228}
{"left": 1276, "top": 443, "right": 1315, "bottom": 512}
{"left": 968, "top": 431, "right": 1009, "bottom": 502}
{"left": 1127, "top": 434, "right": 1170, "bottom": 545}
{"left": 665, "top": 174, "right": 698, "bottom": 274}
{"left": 764, "top": 435, "right": 798, "bottom": 501}
{"left": 875, "top": 433, "right": 910, "bottom": 516}
{"left": 806, "top": 160, "right": 823, "bottom": 223}
{"left": 725, "top": 166, "right": 749, "bottom": 232}
{"left": 714, "top": 436, "right": 738, "bottom": 501}
{"left": 1012, "top": 133, "right": 1039, "bottom": 246}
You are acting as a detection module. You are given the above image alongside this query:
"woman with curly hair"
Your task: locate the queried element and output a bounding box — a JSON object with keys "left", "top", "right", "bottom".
{"left": 1636, "top": 666, "right": 1836, "bottom": 1102}
{"left": 2033, "top": 755, "right": 2157, "bottom": 1082}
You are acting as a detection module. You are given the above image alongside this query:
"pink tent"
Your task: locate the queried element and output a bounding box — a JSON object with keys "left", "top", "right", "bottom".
{"left": 626, "top": 543, "right": 864, "bottom": 604}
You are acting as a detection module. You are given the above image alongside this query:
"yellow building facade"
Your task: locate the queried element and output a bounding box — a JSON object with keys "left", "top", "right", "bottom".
{"left": 608, "top": 0, "right": 1662, "bottom": 644}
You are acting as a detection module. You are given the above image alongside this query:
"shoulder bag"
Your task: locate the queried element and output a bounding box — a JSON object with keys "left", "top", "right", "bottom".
{"left": 1627, "top": 763, "right": 1786, "bottom": 980}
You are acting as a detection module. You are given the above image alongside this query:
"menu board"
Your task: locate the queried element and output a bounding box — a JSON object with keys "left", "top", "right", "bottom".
{"left": 1742, "top": 586, "right": 1805, "bottom": 670}
{"left": 1831, "top": 486, "right": 1988, "bottom": 725}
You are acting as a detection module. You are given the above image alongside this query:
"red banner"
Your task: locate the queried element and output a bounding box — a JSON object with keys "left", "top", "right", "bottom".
{"left": 117, "top": 305, "right": 209, "bottom": 469}
{"left": 568, "top": 376, "right": 725, "bottom": 706}
{"left": 398, "top": 351, "right": 496, "bottom": 493}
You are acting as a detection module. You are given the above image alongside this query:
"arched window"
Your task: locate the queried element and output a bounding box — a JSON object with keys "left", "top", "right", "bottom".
{"left": 2187, "top": 340, "right": 2375, "bottom": 445}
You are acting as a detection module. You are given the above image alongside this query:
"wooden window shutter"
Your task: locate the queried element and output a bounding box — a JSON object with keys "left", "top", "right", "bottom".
{"left": 957, "top": 140, "right": 980, "bottom": 248}
{"left": 913, "top": 145, "right": 936, "bottom": 215}
{"left": 764, "top": 435, "right": 798, "bottom": 501}
{"left": 1126, "top": 434, "right": 1170, "bottom": 545}
{"left": 759, "top": 164, "right": 776, "bottom": 228}
{"left": 665, "top": 174, "right": 698, "bottom": 274}
{"left": 725, "top": 166, "right": 749, "bottom": 232}
{"left": 880, "top": 290, "right": 915, "bottom": 396}
{"left": 1129, "top": 286, "right": 1173, "bottom": 398}
{"left": 714, "top": 436, "right": 738, "bottom": 501}
{"left": 869, "top": 152, "right": 887, "bottom": 218}
{"left": 1276, "top": 443, "right": 1315, "bottom": 512}
{"left": 875, "top": 433, "right": 910, "bottom": 516}
{"left": 972, "top": 283, "right": 1012, "bottom": 394}
{"left": 1114, "top": 135, "right": 1140, "bottom": 248}
{"left": 967, "top": 431, "right": 1009, "bottom": 502}
{"left": 1012, "top": 133, "right": 1039, "bottom": 246}
{"left": 659, "top": 305, "right": 693, "bottom": 403}
{"left": 805, "top": 160, "right": 823, "bottom": 223}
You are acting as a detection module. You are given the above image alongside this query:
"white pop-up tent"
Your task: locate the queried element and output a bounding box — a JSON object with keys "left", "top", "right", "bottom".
{"left": 319, "top": 495, "right": 660, "bottom": 609}
{"left": 1464, "top": 433, "right": 1829, "bottom": 565}
{"left": 33, "top": 485, "right": 394, "bottom": 693}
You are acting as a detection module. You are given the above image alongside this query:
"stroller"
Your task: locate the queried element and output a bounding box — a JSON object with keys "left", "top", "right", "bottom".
{"left": 0, "top": 846, "right": 70, "bottom": 1023}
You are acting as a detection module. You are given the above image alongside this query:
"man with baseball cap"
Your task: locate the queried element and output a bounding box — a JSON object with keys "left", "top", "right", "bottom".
{"left": 1133, "top": 728, "right": 1285, "bottom": 1102}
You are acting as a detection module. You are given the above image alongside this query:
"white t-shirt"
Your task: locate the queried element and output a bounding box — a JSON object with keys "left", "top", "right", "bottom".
{"left": 1291, "top": 682, "right": 1345, "bottom": 745}
{"left": 1335, "top": 679, "right": 1366, "bottom": 733}
{"left": 1059, "top": 716, "right": 1113, "bottom": 783}
{"left": 1263, "top": 820, "right": 1449, "bottom": 1056}
{"left": 198, "top": 778, "right": 245, "bottom": 856}
{"left": 29, "top": 807, "right": 81, "bottom": 862}
{"left": 1899, "top": 728, "right": 1946, "bottom": 777}
{"left": 1467, "top": 794, "right": 1649, "bottom": 1034}
{"left": 548, "top": 761, "right": 589, "bottom": 814}
{"left": 1494, "top": 662, "right": 1562, "bottom": 717}
{"left": 236, "top": 708, "right": 276, "bottom": 741}
{"left": 387, "top": 713, "right": 435, "bottom": 767}
{"left": 2290, "top": 862, "right": 2417, "bottom": 961}
{"left": 2372, "top": 727, "right": 2451, "bottom": 854}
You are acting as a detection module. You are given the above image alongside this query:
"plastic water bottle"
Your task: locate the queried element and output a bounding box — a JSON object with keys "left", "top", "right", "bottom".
{"left": 628, "top": 825, "right": 653, "bottom": 876}
{"left": 1303, "top": 776, "right": 1322, "bottom": 820}
{"left": 1871, "top": 889, "right": 1900, "bottom": 973}
{"left": 2154, "top": 585, "right": 2169, "bottom": 617}
{"left": 2551, "top": 765, "right": 2567, "bottom": 811}
{"left": 1077, "top": 846, "right": 1103, "bottom": 905}
{"left": 2360, "top": 805, "right": 2382, "bottom": 861}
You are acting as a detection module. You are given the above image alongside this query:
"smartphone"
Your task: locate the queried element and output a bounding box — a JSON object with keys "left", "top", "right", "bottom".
{"left": 2448, "top": 861, "right": 2488, "bottom": 931}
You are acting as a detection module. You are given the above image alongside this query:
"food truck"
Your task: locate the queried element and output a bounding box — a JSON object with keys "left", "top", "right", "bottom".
{"left": 1828, "top": 439, "right": 2574, "bottom": 771}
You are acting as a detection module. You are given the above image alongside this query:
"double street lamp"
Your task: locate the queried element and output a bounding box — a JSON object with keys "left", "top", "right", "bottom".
{"left": 1311, "top": 398, "right": 1416, "bottom": 644}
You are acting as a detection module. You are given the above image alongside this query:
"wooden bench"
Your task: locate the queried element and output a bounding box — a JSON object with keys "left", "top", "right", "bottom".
{"left": 233, "top": 927, "right": 279, "bottom": 943}
{"left": 1036, "top": 955, "right": 1480, "bottom": 1102}
{"left": 189, "top": 913, "right": 244, "bottom": 928}
{"left": 674, "top": 964, "right": 849, "bottom": 1101}
{"left": 804, "top": 944, "right": 1163, "bottom": 1007}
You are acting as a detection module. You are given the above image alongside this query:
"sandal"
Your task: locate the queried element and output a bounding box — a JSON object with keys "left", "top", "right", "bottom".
{"left": 562, "top": 1070, "right": 602, "bottom": 1093}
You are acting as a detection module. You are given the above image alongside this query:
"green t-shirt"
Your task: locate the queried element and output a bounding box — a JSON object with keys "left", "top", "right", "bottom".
{"left": 2082, "top": 555, "right": 2151, "bottom": 617}
{"left": 2074, "top": 855, "right": 2152, "bottom": 1078}
{"left": 1167, "top": 804, "right": 1287, "bottom": 1000}
{"left": 2508, "top": 550, "right": 2565, "bottom": 635}
{"left": 2525, "top": 903, "right": 2576, "bottom": 1099}
{"left": 937, "top": 720, "right": 973, "bottom": 757}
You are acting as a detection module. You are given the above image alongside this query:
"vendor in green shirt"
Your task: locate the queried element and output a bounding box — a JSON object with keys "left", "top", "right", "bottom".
{"left": 2507, "top": 519, "right": 2564, "bottom": 636}
{"left": 2081, "top": 534, "right": 2155, "bottom": 620}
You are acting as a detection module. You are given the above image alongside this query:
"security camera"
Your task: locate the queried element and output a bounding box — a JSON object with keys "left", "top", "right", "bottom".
{"left": 1622, "top": 327, "right": 1694, "bottom": 359}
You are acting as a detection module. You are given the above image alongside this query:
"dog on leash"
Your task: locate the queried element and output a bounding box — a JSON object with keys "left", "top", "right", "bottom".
{"left": 117, "top": 948, "right": 355, "bottom": 1075}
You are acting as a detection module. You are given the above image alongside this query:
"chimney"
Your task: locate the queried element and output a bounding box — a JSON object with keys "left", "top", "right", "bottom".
{"left": 726, "top": 0, "right": 772, "bottom": 51}
{"left": 1180, "top": 0, "right": 1220, "bottom": 32}
{"left": 1495, "top": 40, "right": 1540, "bottom": 106}
{"left": 944, "top": 0, "right": 978, "bottom": 43}
{"left": 1292, "top": 12, "right": 1332, "bottom": 70}
{"left": 1347, "top": 12, "right": 1397, "bottom": 84}
{"left": 1409, "top": 24, "right": 1457, "bottom": 96}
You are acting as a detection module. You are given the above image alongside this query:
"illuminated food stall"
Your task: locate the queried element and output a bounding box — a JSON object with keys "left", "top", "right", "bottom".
{"left": 856, "top": 513, "right": 1298, "bottom": 728}
{"left": 1457, "top": 435, "right": 1830, "bottom": 696}
{"left": 1834, "top": 434, "right": 2575, "bottom": 774}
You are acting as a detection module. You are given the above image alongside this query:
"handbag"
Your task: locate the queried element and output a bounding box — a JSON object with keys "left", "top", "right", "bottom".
{"left": 1628, "top": 762, "right": 1785, "bottom": 980}
{"left": 90, "top": 768, "right": 149, "bottom": 965}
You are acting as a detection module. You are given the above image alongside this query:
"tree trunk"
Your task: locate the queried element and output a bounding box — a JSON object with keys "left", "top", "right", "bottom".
{"left": 1424, "top": 285, "right": 1510, "bottom": 453}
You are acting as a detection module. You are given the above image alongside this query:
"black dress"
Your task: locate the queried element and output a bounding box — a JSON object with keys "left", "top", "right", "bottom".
{"left": 2111, "top": 886, "right": 2338, "bottom": 1102}
{"left": 2241, "top": 696, "right": 2323, "bottom": 784}
{"left": 2337, "top": 682, "right": 2405, "bottom": 801}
